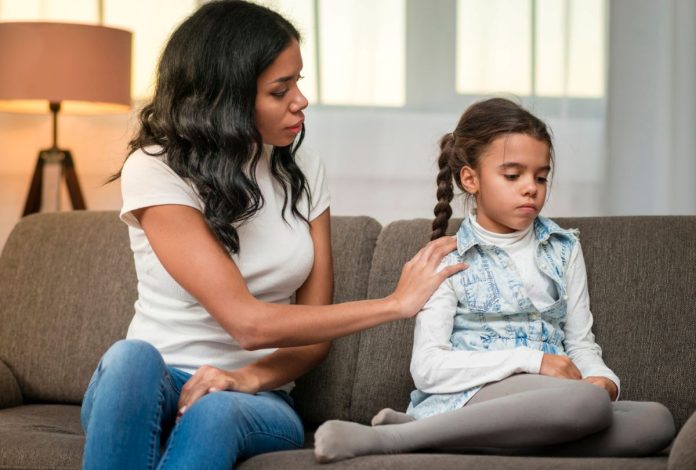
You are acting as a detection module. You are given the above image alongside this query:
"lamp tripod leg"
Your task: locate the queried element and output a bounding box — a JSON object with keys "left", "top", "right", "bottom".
{"left": 22, "top": 152, "right": 45, "bottom": 216}
{"left": 63, "top": 150, "right": 86, "bottom": 210}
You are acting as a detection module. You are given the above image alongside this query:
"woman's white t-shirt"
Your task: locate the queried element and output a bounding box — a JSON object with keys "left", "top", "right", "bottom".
{"left": 119, "top": 146, "right": 330, "bottom": 392}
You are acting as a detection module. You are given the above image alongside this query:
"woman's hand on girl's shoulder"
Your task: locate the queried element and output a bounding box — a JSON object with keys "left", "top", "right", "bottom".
{"left": 177, "top": 365, "right": 259, "bottom": 417}
{"left": 390, "top": 236, "right": 467, "bottom": 319}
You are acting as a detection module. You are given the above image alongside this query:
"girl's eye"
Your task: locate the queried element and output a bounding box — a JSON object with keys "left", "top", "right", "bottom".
{"left": 537, "top": 177, "right": 549, "bottom": 184}
{"left": 503, "top": 174, "right": 519, "bottom": 181}
{"left": 271, "top": 90, "right": 288, "bottom": 98}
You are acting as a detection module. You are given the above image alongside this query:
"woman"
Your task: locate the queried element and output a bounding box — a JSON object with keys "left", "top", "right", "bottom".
{"left": 80, "top": 1, "right": 464, "bottom": 468}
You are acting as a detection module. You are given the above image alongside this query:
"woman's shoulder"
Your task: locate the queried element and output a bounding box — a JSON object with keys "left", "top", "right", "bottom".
{"left": 121, "top": 146, "right": 170, "bottom": 177}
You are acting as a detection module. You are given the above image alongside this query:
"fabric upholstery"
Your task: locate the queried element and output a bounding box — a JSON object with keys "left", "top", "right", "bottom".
{"left": 0, "top": 359, "right": 22, "bottom": 409}
{"left": 669, "top": 410, "right": 696, "bottom": 470}
{"left": 291, "top": 216, "right": 382, "bottom": 426}
{"left": 556, "top": 217, "right": 696, "bottom": 430}
{"left": 0, "top": 212, "right": 137, "bottom": 404}
{"left": 0, "top": 405, "right": 82, "bottom": 469}
{"left": 0, "top": 212, "right": 693, "bottom": 469}
{"left": 237, "top": 449, "right": 668, "bottom": 469}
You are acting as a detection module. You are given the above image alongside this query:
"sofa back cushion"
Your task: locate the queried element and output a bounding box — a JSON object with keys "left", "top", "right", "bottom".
{"left": 291, "top": 216, "right": 381, "bottom": 427}
{"left": 0, "top": 212, "right": 137, "bottom": 404}
{"left": 0, "top": 212, "right": 381, "bottom": 417}
{"left": 351, "top": 216, "right": 696, "bottom": 429}
{"left": 558, "top": 216, "right": 696, "bottom": 429}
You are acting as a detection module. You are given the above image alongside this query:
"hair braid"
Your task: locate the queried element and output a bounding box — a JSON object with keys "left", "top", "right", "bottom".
{"left": 432, "top": 133, "right": 455, "bottom": 240}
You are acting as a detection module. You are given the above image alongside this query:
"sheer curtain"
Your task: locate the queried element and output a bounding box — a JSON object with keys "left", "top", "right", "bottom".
{"left": 605, "top": 0, "right": 696, "bottom": 215}
{"left": 301, "top": 0, "right": 609, "bottom": 224}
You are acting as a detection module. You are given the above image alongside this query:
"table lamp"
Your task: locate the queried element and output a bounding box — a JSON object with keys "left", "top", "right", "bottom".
{"left": 0, "top": 22, "right": 132, "bottom": 216}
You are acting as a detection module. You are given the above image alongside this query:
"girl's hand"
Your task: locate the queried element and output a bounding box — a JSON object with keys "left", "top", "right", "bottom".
{"left": 390, "top": 237, "right": 467, "bottom": 319}
{"left": 177, "top": 365, "right": 259, "bottom": 417}
{"left": 584, "top": 376, "right": 618, "bottom": 401}
{"left": 539, "top": 354, "right": 582, "bottom": 380}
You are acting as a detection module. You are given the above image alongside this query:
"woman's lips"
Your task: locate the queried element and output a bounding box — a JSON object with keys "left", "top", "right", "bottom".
{"left": 287, "top": 121, "right": 303, "bottom": 133}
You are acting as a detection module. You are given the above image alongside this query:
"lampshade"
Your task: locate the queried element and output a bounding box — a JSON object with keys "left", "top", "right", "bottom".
{"left": 0, "top": 22, "right": 132, "bottom": 114}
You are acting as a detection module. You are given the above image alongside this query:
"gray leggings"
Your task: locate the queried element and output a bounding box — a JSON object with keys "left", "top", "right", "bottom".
{"left": 313, "top": 374, "right": 676, "bottom": 462}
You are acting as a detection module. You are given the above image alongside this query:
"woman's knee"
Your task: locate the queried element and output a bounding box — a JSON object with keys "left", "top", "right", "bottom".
{"left": 101, "top": 339, "right": 163, "bottom": 373}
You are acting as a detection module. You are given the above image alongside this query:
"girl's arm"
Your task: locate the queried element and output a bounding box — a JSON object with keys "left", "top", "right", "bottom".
{"left": 176, "top": 210, "right": 334, "bottom": 412}
{"left": 563, "top": 242, "right": 620, "bottom": 400}
{"left": 410, "top": 255, "right": 544, "bottom": 394}
{"left": 136, "top": 204, "right": 464, "bottom": 350}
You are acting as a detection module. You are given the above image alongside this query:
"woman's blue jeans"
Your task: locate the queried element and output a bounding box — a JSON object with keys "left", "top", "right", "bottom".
{"left": 81, "top": 339, "right": 304, "bottom": 469}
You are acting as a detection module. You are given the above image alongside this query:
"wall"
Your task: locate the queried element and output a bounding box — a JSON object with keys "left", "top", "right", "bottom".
{"left": 0, "top": 106, "right": 605, "bottom": 252}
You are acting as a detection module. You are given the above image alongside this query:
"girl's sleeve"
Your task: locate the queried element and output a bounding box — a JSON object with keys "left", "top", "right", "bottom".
{"left": 563, "top": 242, "right": 621, "bottom": 398}
{"left": 410, "top": 253, "right": 545, "bottom": 394}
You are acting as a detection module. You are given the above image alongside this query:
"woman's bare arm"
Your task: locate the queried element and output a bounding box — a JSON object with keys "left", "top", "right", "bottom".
{"left": 135, "top": 204, "right": 464, "bottom": 350}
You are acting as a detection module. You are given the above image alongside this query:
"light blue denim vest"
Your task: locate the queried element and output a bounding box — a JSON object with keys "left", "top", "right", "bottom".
{"left": 407, "top": 215, "right": 579, "bottom": 419}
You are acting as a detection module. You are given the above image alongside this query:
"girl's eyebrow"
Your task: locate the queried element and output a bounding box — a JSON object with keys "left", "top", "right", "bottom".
{"left": 498, "top": 162, "right": 551, "bottom": 172}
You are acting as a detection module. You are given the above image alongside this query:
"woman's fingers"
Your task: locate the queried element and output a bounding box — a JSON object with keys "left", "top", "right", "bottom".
{"left": 440, "top": 262, "right": 468, "bottom": 280}
{"left": 178, "top": 366, "right": 231, "bottom": 415}
{"left": 416, "top": 236, "right": 458, "bottom": 264}
{"left": 392, "top": 237, "right": 464, "bottom": 318}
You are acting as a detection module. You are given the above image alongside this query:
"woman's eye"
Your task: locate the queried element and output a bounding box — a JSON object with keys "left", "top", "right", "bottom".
{"left": 503, "top": 174, "right": 519, "bottom": 181}
{"left": 271, "top": 90, "right": 288, "bottom": 98}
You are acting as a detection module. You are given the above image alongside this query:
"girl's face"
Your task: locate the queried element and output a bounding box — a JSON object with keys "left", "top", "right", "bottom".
{"left": 460, "top": 133, "right": 551, "bottom": 234}
{"left": 255, "top": 39, "right": 308, "bottom": 147}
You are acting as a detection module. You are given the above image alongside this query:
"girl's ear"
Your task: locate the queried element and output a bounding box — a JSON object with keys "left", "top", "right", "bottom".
{"left": 459, "top": 166, "right": 479, "bottom": 195}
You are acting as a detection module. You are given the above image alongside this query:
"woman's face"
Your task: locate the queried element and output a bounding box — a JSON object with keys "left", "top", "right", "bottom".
{"left": 255, "top": 39, "right": 308, "bottom": 147}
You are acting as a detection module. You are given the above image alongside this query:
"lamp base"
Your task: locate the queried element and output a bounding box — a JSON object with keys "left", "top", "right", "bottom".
{"left": 23, "top": 148, "right": 86, "bottom": 217}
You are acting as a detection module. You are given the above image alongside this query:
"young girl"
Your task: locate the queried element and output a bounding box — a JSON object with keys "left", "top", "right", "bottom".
{"left": 80, "top": 2, "right": 462, "bottom": 468}
{"left": 314, "top": 98, "right": 676, "bottom": 462}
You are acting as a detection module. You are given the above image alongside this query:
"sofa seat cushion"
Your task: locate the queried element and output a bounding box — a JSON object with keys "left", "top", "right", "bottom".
{"left": 0, "top": 404, "right": 82, "bottom": 469}
{"left": 238, "top": 448, "right": 667, "bottom": 469}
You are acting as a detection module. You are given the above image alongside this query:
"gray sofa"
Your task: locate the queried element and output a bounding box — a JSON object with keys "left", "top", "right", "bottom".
{"left": 0, "top": 211, "right": 694, "bottom": 470}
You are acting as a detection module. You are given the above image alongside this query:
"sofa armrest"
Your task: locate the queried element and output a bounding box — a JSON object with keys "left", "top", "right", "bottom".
{"left": 0, "top": 359, "right": 22, "bottom": 409}
{"left": 669, "top": 410, "right": 696, "bottom": 470}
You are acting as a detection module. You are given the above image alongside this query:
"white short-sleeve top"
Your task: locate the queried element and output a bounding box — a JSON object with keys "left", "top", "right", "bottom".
{"left": 119, "top": 145, "right": 330, "bottom": 391}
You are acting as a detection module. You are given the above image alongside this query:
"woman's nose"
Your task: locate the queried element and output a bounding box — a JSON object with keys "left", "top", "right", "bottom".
{"left": 290, "top": 89, "right": 308, "bottom": 113}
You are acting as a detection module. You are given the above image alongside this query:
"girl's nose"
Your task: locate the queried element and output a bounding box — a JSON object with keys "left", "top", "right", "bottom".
{"left": 522, "top": 178, "right": 538, "bottom": 197}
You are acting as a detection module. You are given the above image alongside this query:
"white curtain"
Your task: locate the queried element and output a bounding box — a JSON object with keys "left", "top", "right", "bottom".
{"left": 605, "top": 0, "right": 696, "bottom": 215}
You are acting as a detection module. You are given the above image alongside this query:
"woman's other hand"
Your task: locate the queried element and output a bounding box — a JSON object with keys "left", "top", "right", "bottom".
{"left": 177, "top": 365, "right": 259, "bottom": 417}
{"left": 390, "top": 236, "right": 467, "bottom": 319}
{"left": 584, "top": 375, "right": 619, "bottom": 401}
{"left": 539, "top": 354, "right": 582, "bottom": 380}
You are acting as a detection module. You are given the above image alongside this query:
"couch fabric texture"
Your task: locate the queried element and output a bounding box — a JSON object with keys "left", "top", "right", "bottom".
{"left": 0, "top": 212, "right": 694, "bottom": 469}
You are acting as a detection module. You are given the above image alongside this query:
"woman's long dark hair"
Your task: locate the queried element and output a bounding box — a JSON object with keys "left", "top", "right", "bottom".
{"left": 432, "top": 98, "right": 554, "bottom": 240}
{"left": 113, "top": 0, "right": 310, "bottom": 254}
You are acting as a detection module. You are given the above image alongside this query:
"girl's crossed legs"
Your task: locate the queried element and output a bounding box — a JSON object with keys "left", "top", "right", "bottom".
{"left": 314, "top": 374, "right": 675, "bottom": 463}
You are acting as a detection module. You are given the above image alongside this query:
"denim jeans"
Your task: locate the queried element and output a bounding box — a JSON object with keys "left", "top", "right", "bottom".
{"left": 81, "top": 339, "right": 304, "bottom": 469}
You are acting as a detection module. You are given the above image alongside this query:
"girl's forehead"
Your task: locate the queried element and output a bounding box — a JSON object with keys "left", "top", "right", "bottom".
{"left": 484, "top": 133, "right": 550, "bottom": 166}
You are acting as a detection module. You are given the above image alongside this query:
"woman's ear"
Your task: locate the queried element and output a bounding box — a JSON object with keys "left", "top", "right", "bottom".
{"left": 459, "top": 166, "right": 479, "bottom": 195}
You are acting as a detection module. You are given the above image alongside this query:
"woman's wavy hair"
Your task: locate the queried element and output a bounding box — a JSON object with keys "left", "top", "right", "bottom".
{"left": 431, "top": 97, "right": 554, "bottom": 240}
{"left": 112, "top": 0, "right": 310, "bottom": 254}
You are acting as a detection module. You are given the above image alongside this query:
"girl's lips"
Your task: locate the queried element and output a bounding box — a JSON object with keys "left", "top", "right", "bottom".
{"left": 517, "top": 204, "right": 538, "bottom": 214}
